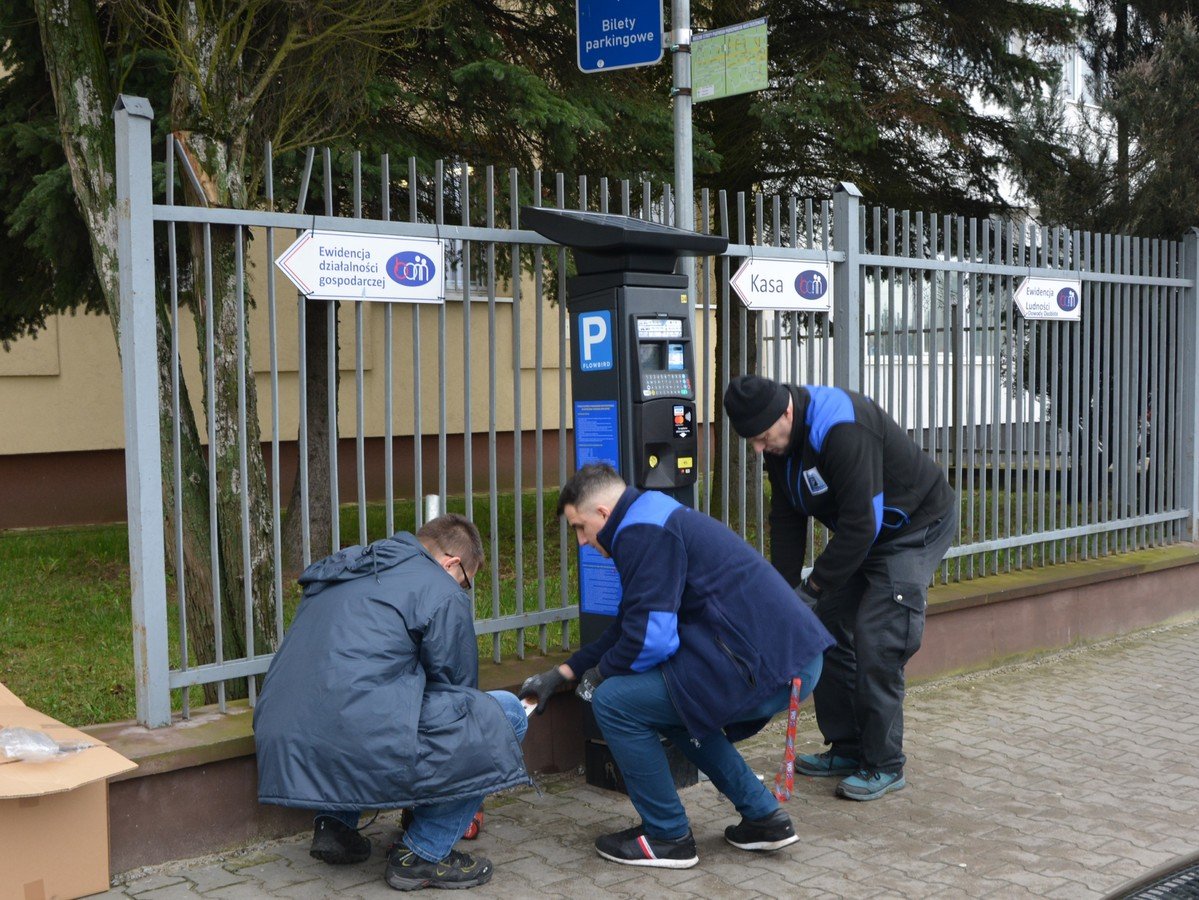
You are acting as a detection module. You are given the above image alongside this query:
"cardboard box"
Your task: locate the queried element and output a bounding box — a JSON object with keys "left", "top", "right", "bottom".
{"left": 1, "top": 685, "right": 136, "bottom": 900}
{"left": 0, "top": 683, "right": 23, "bottom": 707}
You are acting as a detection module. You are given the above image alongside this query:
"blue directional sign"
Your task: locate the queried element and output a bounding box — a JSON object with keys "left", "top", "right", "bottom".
{"left": 577, "top": 0, "right": 664, "bottom": 73}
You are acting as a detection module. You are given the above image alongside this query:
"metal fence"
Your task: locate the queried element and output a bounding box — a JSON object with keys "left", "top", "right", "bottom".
{"left": 113, "top": 97, "right": 1199, "bottom": 727}
{"left": 733, "top": 199, "right": 1199, "bottom": 584}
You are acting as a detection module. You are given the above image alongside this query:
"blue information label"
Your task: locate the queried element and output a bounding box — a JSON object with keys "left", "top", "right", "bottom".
{"left": 580, "top": 546, "right": 623, "bottom": 616}
{"left": 573, "top": 399, "right": 620, "bottom": 468}
{"left": 577, "top": 0, "right": 665, "bottom": 74}
{"left": 572, "top": 399, "right": 623, "bottom": 616}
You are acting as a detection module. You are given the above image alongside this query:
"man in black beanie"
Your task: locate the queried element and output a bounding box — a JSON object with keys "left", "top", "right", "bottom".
{"left": 722, "top": 375, "right": 957, "bottom": 801}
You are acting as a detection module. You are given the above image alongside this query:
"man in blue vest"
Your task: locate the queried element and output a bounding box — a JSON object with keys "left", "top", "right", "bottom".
{"left": 723, "top": 375, "right": 957, "bottom": 801}
{"left": 520, "top": 463, "right": 833, "bottom": 869}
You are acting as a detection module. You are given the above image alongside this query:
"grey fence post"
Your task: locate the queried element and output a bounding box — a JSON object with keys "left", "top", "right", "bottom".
{"left": 833, "top": 182, "right": 863, "bottom": 391}
{"left": 1183, "top": 229, "right": 1199, "bottom": 543}
{"left": 115, "top": 95, "right": 171, "bottom": 727}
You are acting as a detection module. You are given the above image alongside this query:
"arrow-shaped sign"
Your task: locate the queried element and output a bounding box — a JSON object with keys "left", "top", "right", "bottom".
{"left": 730, "top": 257, "right": 833, "bottom": 311}
{"left": 275, "top": 230, "right": 445, "bottom": 304}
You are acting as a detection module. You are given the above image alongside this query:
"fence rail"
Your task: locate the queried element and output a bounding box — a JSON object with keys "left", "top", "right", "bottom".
{"left": 113, "top": 97, "right": 1199, "bottom": 727}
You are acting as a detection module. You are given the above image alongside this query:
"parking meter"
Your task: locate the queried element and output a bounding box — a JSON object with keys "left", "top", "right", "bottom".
{"left": 522, "top": 207, "right": 728, "bottom": 791}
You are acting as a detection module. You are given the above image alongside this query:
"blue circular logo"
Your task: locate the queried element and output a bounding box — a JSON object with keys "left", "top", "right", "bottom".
{"left": 794, "top": 269, "right": 828, "bottom": 301}
{"left": 386, "top": 251, "right": 436, "bottom": 286}
{"left": 1056, "top": 287, "right": 1079, "bottom": 312}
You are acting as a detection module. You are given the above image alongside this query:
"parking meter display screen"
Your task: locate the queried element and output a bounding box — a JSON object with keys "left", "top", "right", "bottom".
{"left": 667, "top": 343, "right": 685, "bottom": 371}
{"left": 636, "top": 318, "right": 683, "bottom": 339}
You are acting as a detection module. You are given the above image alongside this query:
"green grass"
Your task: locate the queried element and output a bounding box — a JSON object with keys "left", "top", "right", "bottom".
{"left": 0, "top": 490, "right": 582, "bottom": 727}
{"left": 0, "top": 525, "right": 139, "bottom": 726}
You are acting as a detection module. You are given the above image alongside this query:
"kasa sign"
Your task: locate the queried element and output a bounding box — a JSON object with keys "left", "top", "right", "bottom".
{"left": 730, "top": 257, "right": 833, "bottom": 311}
{"left": 1013, "top": 276, "right": 1083, "bottom": 322}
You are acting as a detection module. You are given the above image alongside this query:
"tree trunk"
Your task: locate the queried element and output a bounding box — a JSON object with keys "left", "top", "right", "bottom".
{"left": 173, "top": 129, "right": 279, "bottom": 688}
{"left": 155, "top": 302, "right": 222, "bottom": 702}
{"left": 34, "top": 0, "right": 232, "bottom": 706}
{"left": 713, "top": 266, "right": 762, "bottom": 534}
{"left": 280, "top": 297, "right": 337, "bottom": 575}
{"left": 32, "top": 0, "right": 118, "bottom": 319}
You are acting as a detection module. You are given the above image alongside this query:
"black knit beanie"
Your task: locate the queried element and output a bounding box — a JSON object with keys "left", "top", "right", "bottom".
{"left": 723, "top": 375, "right": 790, "bottom": 438}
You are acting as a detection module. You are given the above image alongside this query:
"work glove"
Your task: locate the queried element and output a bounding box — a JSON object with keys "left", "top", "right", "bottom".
{"left": 794, "top": 579, "right": 820, "bottom": 612}
{"left": 575, "top": 666, "right": 604, "bottom": 703}
{"left": 518, "top": 667, "right": 567, "bottom": 715}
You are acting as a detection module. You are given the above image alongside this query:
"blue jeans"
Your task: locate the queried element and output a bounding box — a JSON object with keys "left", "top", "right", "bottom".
{"left": 318, "top": 690, "right": 528, "bottom": 862}
{"left": 591, "top": 654, "right": 822, "bottom": 840}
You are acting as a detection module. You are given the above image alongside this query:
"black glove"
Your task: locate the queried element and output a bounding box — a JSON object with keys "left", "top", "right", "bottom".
{"left": 575, "top": 666, "right": 604, "bottom": 703}
{"left": 795, "top": 579, "right": 820, "bottom": 611}
{"left": 518, "top": 667, "right": 567, "bottom": 715}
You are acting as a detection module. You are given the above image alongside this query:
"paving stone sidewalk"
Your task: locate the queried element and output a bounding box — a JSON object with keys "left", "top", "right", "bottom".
{"left": 105, "top": 618, "right": 1199, "bottom": 899}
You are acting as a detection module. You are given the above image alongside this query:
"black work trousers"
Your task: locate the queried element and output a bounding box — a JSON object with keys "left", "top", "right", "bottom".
{"left": 812, "top": 508, "right": 958, "bottom": 774}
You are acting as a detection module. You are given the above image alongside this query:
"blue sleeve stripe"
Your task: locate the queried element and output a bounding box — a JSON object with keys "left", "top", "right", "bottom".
{"left": 631, "top": 610, "right": 680, "bottom": 671}
{"left": 612, "top": 491, "right": 682, "bottom": 544}
{"left": 872, "top": 492, "right": 884, "bottom": 541}
{"left": 785, "top": 457, "right": 806, "bottom": 514}
{"left": 805, "top": 386, "right": 855, "bottom": 452}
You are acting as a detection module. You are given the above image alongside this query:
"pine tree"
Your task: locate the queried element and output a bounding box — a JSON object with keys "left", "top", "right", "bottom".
{"left": 1106, "top": 14, "right": 1199, "bottom": 236}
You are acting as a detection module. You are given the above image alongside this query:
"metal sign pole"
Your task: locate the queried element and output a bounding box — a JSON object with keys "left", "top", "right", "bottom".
{"left": 671, "top": 0, "right": 696, "bottom": 506}
{"left": 671, "top": 0, "right": 695, "bottom": 306}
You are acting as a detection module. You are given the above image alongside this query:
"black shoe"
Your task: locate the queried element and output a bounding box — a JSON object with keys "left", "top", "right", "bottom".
{"left": 310, "top": 816, "right": 371, "bottom": 865}
{"left": 724, "top": 808, "right": 799, "bottom": 852}
{"left": 594, "top": 824, "right": 699, "bottom": 869}
{"left": 385, "top": 847, "right": 494, "bottom": 891}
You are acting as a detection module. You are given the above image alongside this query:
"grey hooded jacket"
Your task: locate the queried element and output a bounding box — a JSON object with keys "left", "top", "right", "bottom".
{"left": 253, "top": 533, "right": 529, "bottom": 810}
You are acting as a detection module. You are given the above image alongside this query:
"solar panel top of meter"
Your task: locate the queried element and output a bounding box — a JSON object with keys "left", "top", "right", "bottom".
{"left": 521, "top": 207, "right": 728, "bottom": 257}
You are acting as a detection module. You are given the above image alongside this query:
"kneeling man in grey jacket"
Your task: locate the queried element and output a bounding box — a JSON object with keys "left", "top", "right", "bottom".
{"left": 254, "top": 514, "right": 530, "bottom": 891}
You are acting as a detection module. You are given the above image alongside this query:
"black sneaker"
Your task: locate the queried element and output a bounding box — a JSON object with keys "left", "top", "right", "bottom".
{"left": 385, "top": 847, "right": 493, "bottom": 891}
{"left": 724, "top": 808, "right": 799, "bottom": 851}
{"left": 310, "top": 816, "right": 371, "bottom": 865}
{"left": 594, "top": 824, "right": 699, "bottom": 869}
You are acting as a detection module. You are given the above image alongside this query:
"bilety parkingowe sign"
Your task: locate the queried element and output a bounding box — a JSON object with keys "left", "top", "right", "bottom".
{"left": 275, "top": 230, "right": 446, "bottom": 304}
{"left": 576, "top": 0, "right": 664, "bottom": 73}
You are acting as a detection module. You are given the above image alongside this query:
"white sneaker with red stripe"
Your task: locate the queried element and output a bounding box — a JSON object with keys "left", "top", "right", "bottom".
{"left": 594, "top": 824, "right": 698, "bottom": 869}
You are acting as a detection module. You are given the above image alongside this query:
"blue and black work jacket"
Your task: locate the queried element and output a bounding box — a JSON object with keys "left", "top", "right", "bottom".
{"left": 765, "top": 385, "right": 956, "bottom": 593}
{"left": 565, "top": 489, "right": 834, "bottom": 740}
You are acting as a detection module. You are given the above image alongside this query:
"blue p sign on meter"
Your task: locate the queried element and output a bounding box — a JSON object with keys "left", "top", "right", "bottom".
{"left": 577, "top": 0, "right": 664, "bottom": 73}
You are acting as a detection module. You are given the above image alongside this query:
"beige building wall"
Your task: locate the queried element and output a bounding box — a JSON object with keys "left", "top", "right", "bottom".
{"left": 0, "top": 228, "right": 721, "bottom": 459}
{"left": 0, "top": 312, "right": 126, "bottom": 453}
{"left": 0, "top": 232, "right": 575, "bottom": 456}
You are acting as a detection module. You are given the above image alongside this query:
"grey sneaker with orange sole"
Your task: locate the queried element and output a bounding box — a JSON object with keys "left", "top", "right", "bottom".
{"left": 385, "top": 847, "right": 493, "bottom": 891}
